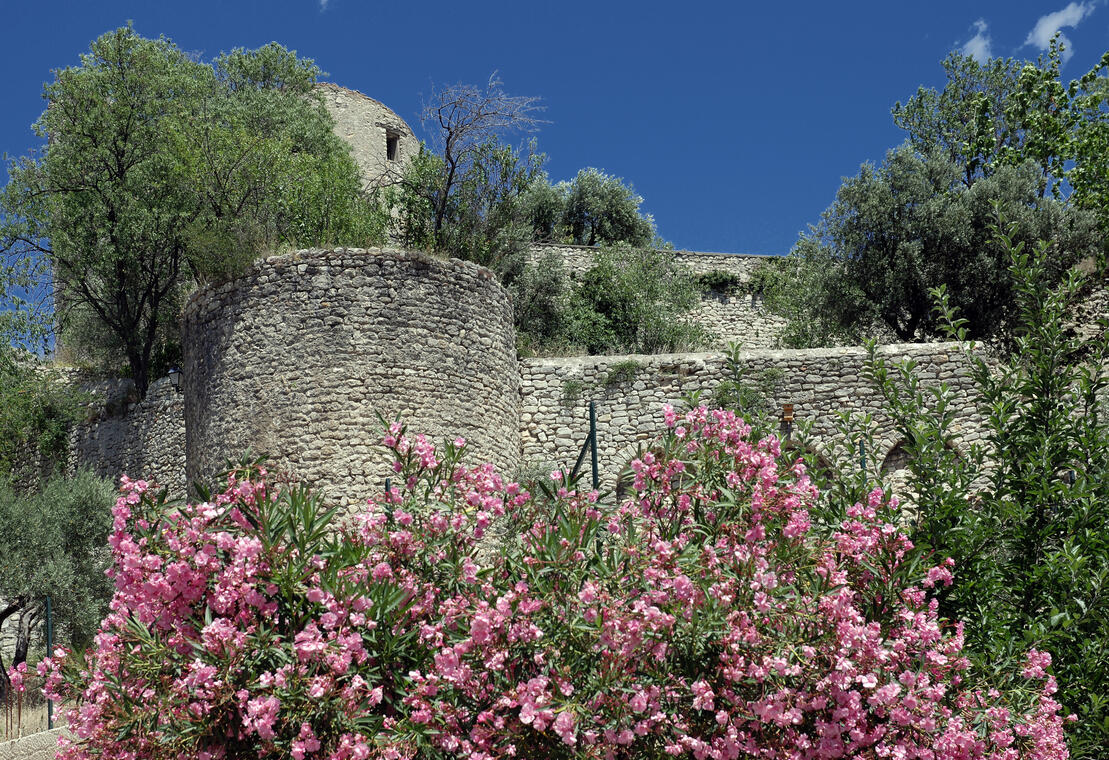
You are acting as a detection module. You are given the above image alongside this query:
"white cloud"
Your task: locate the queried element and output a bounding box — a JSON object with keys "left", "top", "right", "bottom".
{"left": 319, "top": 0, "right": 330, "bottom": 9}
{"left": 961, "top": 19, "right": 993, "bottom": 63}
{"left": 1024, "top": 2, "right": 1097, "bottom": 63}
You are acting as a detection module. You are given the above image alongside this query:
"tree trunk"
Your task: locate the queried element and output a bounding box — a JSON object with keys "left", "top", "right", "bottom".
{"left": 126, "top": 345, "right": 150, "bottom": 400}
{"left": 12, "top": 607, "right": 35, "bottom": 668}
{"left": 0, "top": 599, "right": 23, "bottom": 706}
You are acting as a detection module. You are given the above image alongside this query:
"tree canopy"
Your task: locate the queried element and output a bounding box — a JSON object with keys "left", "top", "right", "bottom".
{"left": 768, "top": 40, "right": 1109, "bottom": 346}
{"left": 543, "top": 168, "right": 656, "bottom": 248}
{"left": 0, "top": 26, "right": 383, "bottom": 397}
{"left": 0, "top": 469, "right": 115, "bottom": 703}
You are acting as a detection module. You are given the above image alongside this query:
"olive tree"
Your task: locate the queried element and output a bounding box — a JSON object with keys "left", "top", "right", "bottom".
{"left": 0, "top": 27, "right": 381, "bottom": 397}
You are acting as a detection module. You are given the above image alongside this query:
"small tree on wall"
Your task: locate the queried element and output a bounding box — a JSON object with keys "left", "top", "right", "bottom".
{"left": 418, "top": 73, "right": 546, "bottom": 238}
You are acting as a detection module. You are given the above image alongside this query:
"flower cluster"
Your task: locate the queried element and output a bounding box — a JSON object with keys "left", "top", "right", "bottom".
{"left": 8, "top": 661, "right": 26, "bottom": 694}
{"left": 26, "top": 409, "right": 1068, "bottom": 759}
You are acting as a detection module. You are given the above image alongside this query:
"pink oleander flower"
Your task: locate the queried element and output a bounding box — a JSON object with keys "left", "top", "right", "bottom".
{"left": 40, "top": 409, "right": 1070, "bottom": 760}
{"left": 7, "top": 661, "right": 27, "bottom": 693}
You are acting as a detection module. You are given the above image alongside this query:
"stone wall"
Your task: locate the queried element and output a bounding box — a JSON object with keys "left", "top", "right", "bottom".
{"left": 519, "top": 343, "right": 985, "bottom": 487}
{"left": 182, "top": 248, "right": 520, "bottom": 505}
{"left": 69, "top": 376, "right": 186, "bottom": 496}
{"left": 0, "top": 728, "right": 65, "bottom": 760}
{"left": 525, "top": 243, "right": 787, "bottom": 348}
{"left": 317, "top": 83, "right": 418, "bottom": 190}
{"left": 526, "top": 243, "right": 773, "bottom": 279}
{"left": 686, "top": 290, "right": 788, "bottom": 349}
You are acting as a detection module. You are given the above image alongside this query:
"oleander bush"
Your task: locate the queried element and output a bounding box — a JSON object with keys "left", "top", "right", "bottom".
{"left": 19, "top": 410, "right": 1069, "bottom": 759}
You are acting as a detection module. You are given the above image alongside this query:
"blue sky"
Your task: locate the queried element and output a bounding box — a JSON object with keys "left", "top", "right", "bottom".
{"left": 2, "top": 1, "right": 1108, "bottom": 254}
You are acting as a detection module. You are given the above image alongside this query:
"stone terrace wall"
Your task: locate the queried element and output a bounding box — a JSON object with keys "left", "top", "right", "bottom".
{"left": 526, "top": 243, "right": 774, "bottom": 278}
{"left": 183, "top": 248, "right": 520, "bottom": 505}
{"left": 0, "top": 728, "right": 66, "bottom": 760}
{"left": 519, "top": 343, "right": 985, "bottom": 487}
{"left": 526, "top": 243, "right": 787, "bottom": 348}
{"left": 70, "top": 376, "right": 186, "bottom": 496}
{"left": 687, "top": 291, "right": 788, "bottom": 349}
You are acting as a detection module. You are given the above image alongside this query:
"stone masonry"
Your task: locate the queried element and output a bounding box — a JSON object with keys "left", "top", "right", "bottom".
{"left": 182, "top": 247, "right": 520, "bottom": 504}
{"left": 518, "top": 344, "right": 985, "bottom": 488}
{"left": 525, "top": 243, "right": 788, "bottom": 348}
{"left": 69, "top": 375, "right": 185, "bottom": 496}
{"left": 316, "top": 83, "right": 418, "bottom": 191}
{"left": 64, "top": 248, "right": 989, "bottom": 505}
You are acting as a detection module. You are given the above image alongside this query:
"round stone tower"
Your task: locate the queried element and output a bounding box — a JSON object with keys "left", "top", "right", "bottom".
{"left": 316, "top": 83, "right": 418, "bottom": 190}
{"left": 182, "top": 248, "right": 520, "bottom": 504}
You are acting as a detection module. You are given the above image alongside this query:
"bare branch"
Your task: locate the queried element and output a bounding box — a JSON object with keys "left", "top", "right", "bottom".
{"left": 420, "top": 73, "right": 547, "bottom": 164}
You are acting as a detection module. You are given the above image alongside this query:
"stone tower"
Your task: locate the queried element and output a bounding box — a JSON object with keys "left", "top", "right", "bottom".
{"left": 316, "top": 83, "right": 418, "bottom": 190}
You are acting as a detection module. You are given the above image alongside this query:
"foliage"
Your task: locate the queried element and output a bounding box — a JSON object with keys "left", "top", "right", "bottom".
{"left": 0, "top": 27, "right": 382, "bottom": 396}
{"left": 560, "top": 379, "right": 584, "bottom": 404}
{"left": 564, "top": 245, "right": 708, "bottom": 355}
{"left": 601, "top": 358, "right": 643, "bottom": 386}
{"left": 773, "top": 41, "right": 1109, "bottom": 347}
{"left": 0, "top": 469, "right": 115, "bottom": 703}
{"left": 418, "top": 73, "right": 545, "bottom": 237}
{"left": 388, "top": 141, "right": 544, "bottom": 280}
{"left": 892, "top": 39, "right": 1079, "bottom": 200}
{"left": 511, "top": 246, "right": 708, "bottom": 357}
{"left": 706, "top": 341, "right": 784, "bottom": 434}
{"left": 774, "top": 147, "right": 1098, "bottom": 344}
{"left": 821, "top": 228, "right": 1109, "bottom": 757}
{"left": 555, "top": 168, "right": 656, "bottom": 248}
{"left": 30, "top": 413, "right": 1070, "bottom": 759}
{"left": 508, "top": 250, "right": 571, "bottom": 355}
{"left": 755, "top": 249, "right": 858, "bottom": 349}
{"left": 388, "top": 159, "right": 657, "bottom": 286}
{"left": 1067, "top": 50, "right": 1109, "bottom": 238}
{"left": 382, "top": 74, "right": 548, "bottom": 280}
{"left": 695, "top": 270, "right": 743, "bottom": 293}
{"left": 395, "top": 76, "right": 657, "bottom": 281}
{"left": 892, "top": 51, "right": 1026, "bottom": 188}
{"left": 0, "top": 352, "right": 86, "bottom": 481}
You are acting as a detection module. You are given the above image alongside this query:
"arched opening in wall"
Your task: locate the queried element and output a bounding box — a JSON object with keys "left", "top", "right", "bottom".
{"left": 879, "top": 439, "right": 966, "bottom": 504}
{"left": 880, "top": 440, "right": 916, "bottom": 498}
{"left": 385, "top": 131, "right": 400, "bottom": 161}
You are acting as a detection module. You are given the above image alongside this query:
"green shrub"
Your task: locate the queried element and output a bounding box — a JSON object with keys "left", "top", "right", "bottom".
{"left": 816, "top": 225, "right": 1109, "bottom": 758}
{"left": 696, "top": 269, "right": 743, "bottom": 292}
{"left": 601, "top": 358, "right": 642, "bottom": 386}
{"left": 566, "top": 245, "right": 709, "bottom": 354}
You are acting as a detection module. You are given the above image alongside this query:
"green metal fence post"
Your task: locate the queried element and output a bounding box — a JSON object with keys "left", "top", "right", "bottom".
{"left": 589, "top": 401, "right": 599, "bottom": 490}
{"left": 46, "top": 596, "right": 53, "bottom": 730}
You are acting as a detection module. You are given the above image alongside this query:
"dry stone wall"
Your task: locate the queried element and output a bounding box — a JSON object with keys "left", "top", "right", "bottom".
{"left": 69, "top": 376, "right": 186, "bottom": 496}
{"left": 0, "top": 728, "right": 66, "bottom": 760}
{"left": 525, "top": 243, "right": 787, "bottom": 348}
{"left": 519, "top": 343, "right": 986, "bottom": 487}
{"left": 686, "top": 290, "right": 788, "bottom": 349}
{"left": 526, "top": 243, "right": 772, "bottom": 279}
{"left": 182, "top": 248, "right": 520, "bottom": 505}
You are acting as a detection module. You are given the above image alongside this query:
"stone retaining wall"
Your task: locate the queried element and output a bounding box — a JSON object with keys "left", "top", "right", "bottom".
{"left": 519, "top": 343, "right": 986, "bottom": 487}
{"left": 0, "top": 728, "right": 65, "bottom": 760}
{"left": 525, "top": 243, "right": 787, "bottom": 348}
{"left": 182, "top": 248, "right": 520, "bottom": 505}
{"left": 687, "top": 290, "right": 788, "bottom": 349}
{"left": 70, "top": 376, "right": 186, "bottom": 496}
{"left": 526, "top": 243, "right": 773, "bottom": 278}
